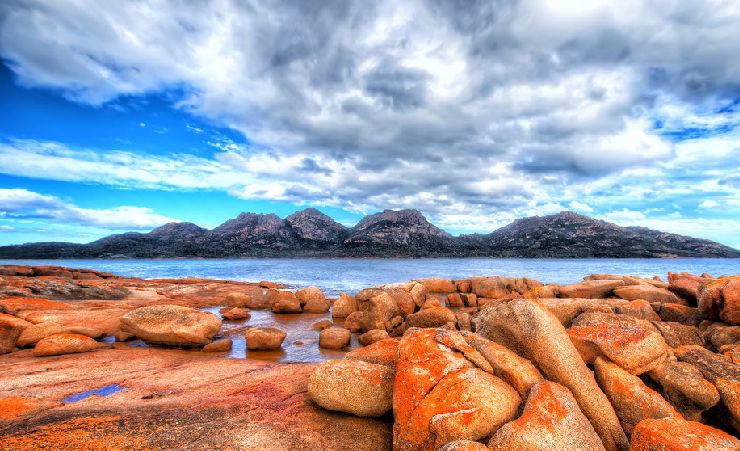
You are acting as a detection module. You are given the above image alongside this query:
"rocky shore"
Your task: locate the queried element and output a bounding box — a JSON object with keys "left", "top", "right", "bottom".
{"left": 1, "top": 265, "right": 739, "bottom": 449}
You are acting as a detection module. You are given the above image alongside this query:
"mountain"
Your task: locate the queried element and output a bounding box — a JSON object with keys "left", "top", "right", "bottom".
{"left": 0, "top": 209, "right": 737, "bottom": 258}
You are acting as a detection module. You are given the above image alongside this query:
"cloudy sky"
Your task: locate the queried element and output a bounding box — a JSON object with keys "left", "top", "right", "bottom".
{"left": 0, "top": 0, "right": 739, "bottom": 248}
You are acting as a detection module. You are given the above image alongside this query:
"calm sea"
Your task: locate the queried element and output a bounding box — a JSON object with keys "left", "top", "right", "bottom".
{"left": 2, "top": 258, "right": 738, "bottom": 296}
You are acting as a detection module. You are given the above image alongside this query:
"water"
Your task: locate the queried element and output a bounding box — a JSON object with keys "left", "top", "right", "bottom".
{"left": 1, "top": 258, "right": 738, "bottom": 296}
{"left": 62, "top": 384, "right": 126, "bottom": 402}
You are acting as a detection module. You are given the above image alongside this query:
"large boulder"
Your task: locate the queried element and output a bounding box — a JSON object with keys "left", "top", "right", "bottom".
{"left": 332, "top": 293, "right": 357, "bottom": 318}
{"left": 668, "top": 272, "right": 710, "bottom": 304}
{"left": 474, "top": 299, "right": 628, "bottom": 451}
{"left": 120, "top": 305, "right": 221, "bottom": 346}
{"left": 651, "top": 321, "right": 703, "bottom": 348}
{"left": 629, "top": 417, "right": 739, "bottom": 450}
{"left": 657, "top": 303, "right": 704, "bottom": 325}
{"left": 613, "top": 285, "right": 686, "bottom": 305}
{"left": 0, "top": 313, "right": 31, "bottom": 354}
{"left": 345, "top": 338, "right": 399, "bottom": 368}
{"left": 416, "top": 278, "right": 457, "bottom": 293}
{"left": 567, "top": 313, "right": 668, "bottom": 374}
{"left": 296, "top": 286, "right": 329, "bottom": 313}
{"left": 558, "top": 279, "right": 625, "bottom": 299}
{"left": 309, "top": 360, "right": 393, "bottom": 417}
{"left": 461, "top": 331, "right": 544, "bottom": 397}
{"left": 715, "top": 379, "right": 740, "bottom": 433}
{"left": 536, "top": 298, "right": 621, "bottom": 327}
{"left": 319, "top": 327, "right": 351, "bottom": 350}
{"left": 703, "top": 323, "right": 740, "bottom": 351}
{"left": 648, "top": 360, "right": 719, "bottom": 421}
{"left": 220, "top": 307, "right": 251, "bottom": 321}
{"left": 594, "top": 357, "right": 678, "bottom": 434}
{"left": 16, "top": 321, "right": 66, "bottom": 347}
{"left": 674, "top": 344, "right": 740, "bottom": 383}
{"left": 361, "top": 292, "right": 400, "bottom": 332}
{"left": 698, "top": 276, "right": 740, "bottom": 324}
{"left": 271, "top": 291, "right": 302, "bottom": 313}
{"left": 405, "top": 307, "right": 456, "bottom": 329}
{"left": 33, "top": 333, "right": 105, "bottom": 357}
{"left": 487, "top": 381, "right": 606, "bottom": 451}
{"left": 202, "top": 338, "right": 233, "bottom": 352}
{"left": 358, "top": 329, "right": 390, "bottom": 346}
{"left": 470, "top": 276, "right": 541, "bottom": 298}
{"left": 245, "top": 327, "right": 287, "bottom": 350}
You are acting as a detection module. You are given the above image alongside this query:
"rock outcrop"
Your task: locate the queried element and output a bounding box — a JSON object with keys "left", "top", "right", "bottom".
{"left": 120, "top": 305, "right": 221, "bottom": 346}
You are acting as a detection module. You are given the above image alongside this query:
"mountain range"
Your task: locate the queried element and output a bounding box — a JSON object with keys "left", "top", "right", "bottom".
{"left": 0, "top": 209, "right": 737, "bottom": 258}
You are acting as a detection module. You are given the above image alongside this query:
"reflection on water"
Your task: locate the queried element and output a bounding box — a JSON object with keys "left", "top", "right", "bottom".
{"left": 63, "top": 384, "right": 126, "bottom": 402}
{"left": 201, "top": 307, "right": 360, "bottom": 363}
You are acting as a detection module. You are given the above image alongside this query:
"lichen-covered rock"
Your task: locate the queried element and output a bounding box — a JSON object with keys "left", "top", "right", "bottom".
{"left": 703, "top": 323, "right": 739, "bottom": 351}
{"left": 629, "top": 417, "right": 739, "bottom": 450}
{"left": 270, "top": 291, "right": 302, "bottom": 313}
{"left": 648, "top": 360, "right": 719, "bottom": 421}
{"left": 345, "top": 338, "right": 399, "bottom": 368}
{"left": 319, "top": 327, "right": 351, "bottom": 350}
{"left": 296, "top": 286, "right": 330, "bottom": 313}
{"left": 674, "top": 344, "right": 740, "bottom": 383}
{"left": 614, "top": 300, "right": 660, "bottom": 321}
{"left": 613, "top": 285, "right": 686, "bottom": 305}
{"left": 358, "top": 329, "right": 390, "bottom": 346}
{"left": 470, "top": 276, "right": 542, "bottom": 298}
{"left": 668, "top": 272, "right": 710, "bottom": 304}
{"left": 657, "top": 302, "right": 704, "bottom": 325}
{"left": 361, "top": 292, "right": 400, "bottom": 332}
{"left": 405, "top": 307, "right": 456, "bottom": 329}
{"left": 33, "top": 333, "right": 105, "bottom": 357}
{"left": 487, "top": 381, "right": 606, "bottom": 451}
{"left": 343, "top": 311, "right": 364, "bottom": 333}
{"left": 461, "top": 331, "right": 543, "bottom": 397}
{"left": 17, "top": 321, "right": 66, "bottom": 348}
{"left": 417, "top": 278, "right": 457, "bottom": 293}
{"left": 332, "top": 292, "right": 358, "bottom": 318}
{"left": 245, "top": 327, "right": 286, "bottom": 350}
{"left": 558, "top": 279, "right": 625, "bottom": 299}
{"left": 594, "top": 357, "right": 678, "bottom": 434}
{"left": 698, "top": 276, "right": 740, "bottom": 324}
{"left": 651, "top": 321, "right": 703, "bottom": 348}
{"left": 120, "top": 305, "right": 221, "bottom": 346}
{"left": 567, "top": 313, "right": 668, "bottom": 374}
{"left": 309, "top": 360, "right": 393, "bottom": 417}
{"left": 474, "top": 299, "right": 628, "bottom": 451}
{"left": 536, "top": 298, "right": 621, "bottom": 327}
{"left": 0, "top": 314, "right": 30, "bottom": 354}
{"left": 715, "top": 378, "right": 740, "bottom": 433}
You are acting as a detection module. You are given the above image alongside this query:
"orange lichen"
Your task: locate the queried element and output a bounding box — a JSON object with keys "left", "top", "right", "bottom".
{"left": 509, "top": 381, "right": 569, "bottom": 433}
{"left": 630, "top": 417, "right": 738, "bottom": 450}
{"left": 0, "top": 396, "right": 42, "bottom": 419}
{"left": 0, "top": 297, "right": 72, "bottom": 311}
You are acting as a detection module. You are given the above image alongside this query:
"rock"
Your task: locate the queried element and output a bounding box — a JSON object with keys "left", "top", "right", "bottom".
{"left": 271, "top": 291, "right": 302, "bottom": 313}
{"left": 410, "top": 283, "right": 428, "bottom": 307}
{"left": 308, "top": 360, "right": 393, "bottom": 417}
{"left": 422, "top": 297, "right": 442, "bottom": 309}
{"left": 346, "top": 338, "right": 399, "bottom": 368}
{"left": 405, "top": 307, "right": 456, "bottom": 329}
{"left": 246, "top": 327, "right": 287, "bottom": 350}
{"left": 703, "top": 323, "right": 740, "bottom": 351}
{"left": 558, "top": 279, "right": 625, "bottom": 299}
{"left": 220, "top": 307, "right": 251, "bottom": 321}
{"left": 487, "top": 381, "right": 606, "bottom": 451}
{"left": 385, "top": 288, "right": 417, "bottom": 317}
{"left": 674, "top": 345, "right": 740, "bottom": 383}
{"left": 437, "top": 440, "right": 487, "bottom": 451}
{"left": 524, "top": 284, "right": 560, "bottom": 299}
{"left": 361, "top": 292, "right": 400, "bottom": 332}
{"left": 120, "top": 305, "right": 221, "bottom": 346}
{"left": 652, "top": 321, "right": 703, "bottom": 348}
{"left": 594, "top": 357, "right": 678, "bottom": 434}
{"left": 668, "top": 272, "right": 709, "bottom": 304}
{"left": 470, "top": 276, "right": 542, "bottom": 298}
{"left": 629, "top": 417, "right": 739, "bottom": 450}
{"left": 332, "top": 292, "right": 357, "bottom": 318}
{"left": 223, "top": 292, "right": 252, "bottom": 307}
{"left": 33, "top": 333, "right": 105, "bottom": 357}
{"left": 567, "top": 313, "right": 668, "bottom": 374}
{"left": 202, "top": 338, "right": 233, "bottom": 352}
{"left": 648, "top": 360, "right": 719, "bottom": 421}
{"left": 114, "top": 330, "right": 134, "bottom": 342}
{"left": 613, "top": 285, "right": 686, "bottom": 305}
{"left": 243, "top": 292, "right": 272, "bottom": 310}
{"left": 455, "top": 312, "right": 472, "bottom": 331}
{"left": 537, "top": 298, "right": 620, "bottom": 326}
{"left": 715, "top": 378, "right": 740, "bottom": 433}
{"left": 64, "top": 326, "right": 104, "bottom": 338}
{"left": 258, "top": 280, "right": 282, "bottom": 289}
{"left": 319, "top": 327, "right": 351, "bottom": 350}
{"left": 311, "top": 320, "right": 334, "bottom": 330}
{"left": 0, "top": 314, "right": 32, "bottom": 354}
{"left": 297, "top": 286, "right": 330, "bottom": 313}
{"left": 614, "top": 300, "right": 660, "bottom": 321}
{"left": 343, "top": 311, "right": 365, "bottom": 333}
{"left": 417, "top": 278, "right": 457, "bottom": 293}
{"left": 446, "top": 293, "right": 465, "bottom": 308}
{"left": 461, "top": 331, "right": 544, "bottom": 397}
{"left": 474, "top": 299, "right": 628, "bottom": 451}
{"left": 460, "top": 293, "right": 477, "bottom": 307}
{"left": 405, "top": 367, "right": 521, "bottom": 450}
{"left": 455, "top": 280, "right": 472, "bottom": 293}
{"left": 16, "top": 321, "right": 66, "bottom": 347}
{"left": 358, "top": 329, "right": 390, "bottom": 346}
{"left": 658, "top": 303, "right": 704, "bottom": 325}
{"left": 698, "top": 276, "right": 740, "bottom": 324}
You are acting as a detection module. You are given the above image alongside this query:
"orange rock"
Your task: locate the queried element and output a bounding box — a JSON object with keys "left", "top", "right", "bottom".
{"left": 488, "top": 381, "right": 606, "bottom": 451}
{"left": 674, "top": 344, "right": 740, "bottom": 383}
{"left": 668, "top": 272, "right": 709, "bottom": 304}
{"left": 309, "top": 359, "right": 393, "bottom": 417}
{"left": 558, "top": 279, "right": 625, "bottom": 299}
{"left": 33, "top": 333, "right": 105, "bottom": 357}
{"left": 201, "top": 338, "right": 232, "bottom": 352}
{"left": 220, "top": 307, "right": 250, "bottom": 321}
{"left": 271, "top": 291, "right": 302, "bottom": 313}
{"left": 594, "top": 357, "right": 679, "bottom": 434}
{"left": 613, "top": 285, "right": 686, "bottom": 305}
{"left": 361, "top": 292, "right": 401, "bottom": 332}
{"left": 120, "top": 305, "right": 221, "bottom": 346}
{"left": 629, "top": 417, "right": 739, "bottom": 450}
{"left": 715, "top": 378, "right": 740, "bottom": 433}
{"left": 16, "top": 321, "right": 66, "bottom": 347}
{"left": 296, "top": 286, "right": 330, "bottom": 313}
{"left": 345, "top": 338, "right": 399, "bottom": 368}
{"left": 0, "top": 297, "right": 71, "bottom": 313}
{"left": 470, "top": 276, "right": 542, "bottom": 298}
{"left": 258, "top": 280, "right": 283, "bottom": 289}
{"left": 416, "top": 278, "right": 457, "bottom": 293}
{"left": 318, "top": 327, "right": 351, "bottom": 350}
{"left": 438, "top": 440, "right": 487, "bottom": 451}
{"left": 358, "top": 329, "right": 390, "bottom": 346}
{"left": 405, "top": 307, "right": 456, "bottom": 328}
{"left": 245, "top": 327, "right": 286, "bottom": 350}
{"left": 658, "top": 302, "right": 704, "bottom": 325}
{"left": 614, "top": 300, "right": 660, "bottom": 321}
{"left": 332, "top": 292, "right": 358, "bottom": 318}
{"left": 455, "top": 280, "right": 472, "bottom": 293}
{"left": 0, "top": 396, "right": 44, "bottom": 420}
{"left": 446, "top": 293, "right": 465, "bottom": 308}
{"left": 536, "top": 298, "right": 621, "bottom": 327}
{"left": 343, "top": 311, "right": 365, "bottom": 333}
{"left": 698, "top": 276, "right": 740, "bottom": 324}
{"left": 648, "top": 360, "right": 719, "bottom": 421}
{"left": 652, "top": 321, "right": 703, "bottom": 348}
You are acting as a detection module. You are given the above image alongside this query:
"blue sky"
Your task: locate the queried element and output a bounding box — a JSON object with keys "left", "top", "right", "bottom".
{"left": 0, "top": 0, "right": 739, "bottom": 248}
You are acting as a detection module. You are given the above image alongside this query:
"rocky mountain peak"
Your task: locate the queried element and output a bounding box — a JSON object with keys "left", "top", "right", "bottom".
{"left": 286, "top": 208, "right": 347, "bottom": 243}
{"left": 149, "top": 222, "right": 207, "bottom": 240}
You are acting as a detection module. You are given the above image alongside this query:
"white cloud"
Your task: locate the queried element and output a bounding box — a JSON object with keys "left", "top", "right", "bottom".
{"left": 0, "top": 188, "right": 177, "bottom": 228}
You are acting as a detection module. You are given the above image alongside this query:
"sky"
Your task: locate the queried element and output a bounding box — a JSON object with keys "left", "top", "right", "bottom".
{"left": 0, "top": 0, "right": 739, "bottom": 248}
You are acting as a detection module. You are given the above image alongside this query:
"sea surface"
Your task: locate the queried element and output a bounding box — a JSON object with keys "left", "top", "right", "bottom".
{"left": 2, "top": 258, "right": 739, "bottom": 296}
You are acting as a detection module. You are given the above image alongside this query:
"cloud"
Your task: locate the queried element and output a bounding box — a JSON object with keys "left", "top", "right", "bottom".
{"left": 0, "top": 188, "right": 178, "bottom": 228}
